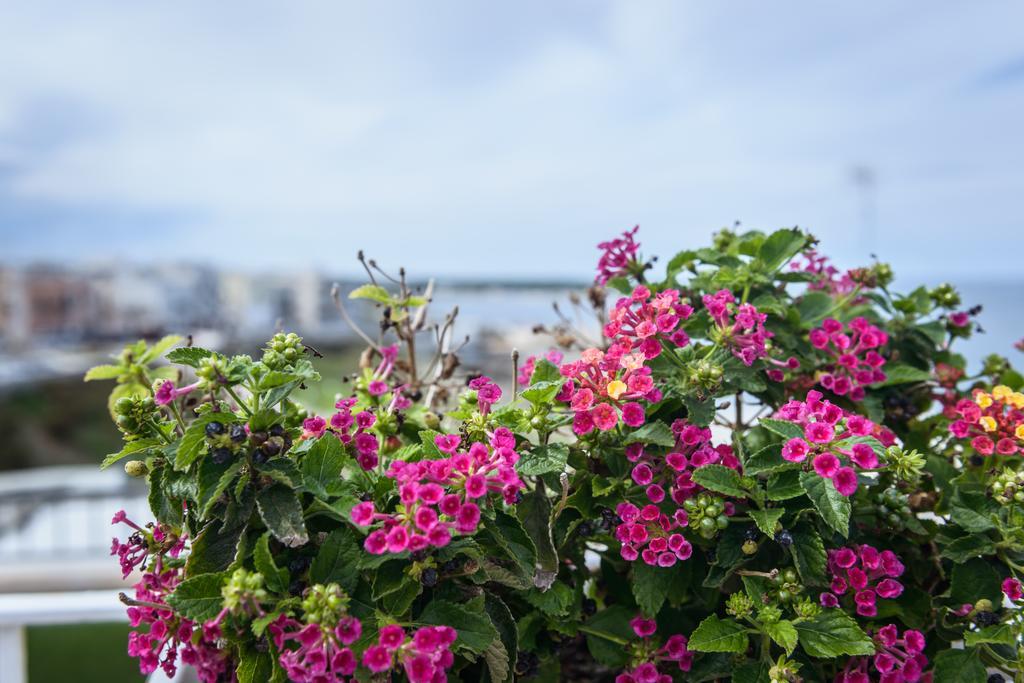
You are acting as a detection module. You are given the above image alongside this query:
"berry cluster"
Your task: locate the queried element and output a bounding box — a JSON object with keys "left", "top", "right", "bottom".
{"left": 614, "top": 616, "right": 692, "bottom": 683}
{"left": 112, "top": 394, "right": 160, "bottom": 438}
{"left": 681, "top": 492, "right": 731, "bottom": 540}
{"left": 352, "top": 430, "right": 523, "bottom": 554}
{"left": 603, "top": 285, "right": 693, "bottom": 360}
{"left": 992, "top": 467, "right": 1024, "bottom": 504}
{"left": 949, "top": 385, "right": 1024, "bottom": 456}
{"left": 204, "top": 419, "right": 251, "bottom": 465}
{"left": 819, "top": 545, "right": 905, "bottom": 617}
{"left": 776, "top": 390, "right": 890, "bottom": 496}
{"left": 809, "top": 317, "right": 887, "bottom": 401}
{"left": 703, "top": 289, "right": 772, "bottom": 367}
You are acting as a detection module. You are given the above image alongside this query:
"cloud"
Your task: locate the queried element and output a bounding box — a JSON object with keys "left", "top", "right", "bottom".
{"left": 1, "top": 1, "right": 1023, "bottom": 279}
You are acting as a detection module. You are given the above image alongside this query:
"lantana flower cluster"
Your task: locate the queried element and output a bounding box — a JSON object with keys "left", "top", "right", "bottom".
{"left": 949, "top": 384, "right": 1024, "bottom": 456}
{"left": 614, "top": 616, "right": 693, "bottom": 683}
{"left": 790, "top": 249, "right": 859, "bottom": 298}
{"left": 113, "top": 513, "right": 227, "bottom": 682}
{"left": 702, "top": 289, "right": 771, "bottom": 366}
{"left": 838, "top": 625, "right": 928, "bottom": 683}
{"left": 614, "top": 501, "right": 692, "bottom": 567}
{"left": 351, "top": 429, "right": 523, "bottom": 554}
{"left": 819, "top": 544, "right": 905, "bottom": 617}
{"left": 809, "top": 317, "right": 888, "bottom": 401}
{"left": 595, "top": 225, "right": 642, "bottom": 285}
{"left": 776, "top": 390, "right": 892, "bottom": 496}
{"left": 560, "top": 344, "right": 661, "bottom": 435}
{"left": 604, "top": 285, "right": 693, "bottom": 359}
{"left": 302, "top": 397, "right": 381, "bottom": 469}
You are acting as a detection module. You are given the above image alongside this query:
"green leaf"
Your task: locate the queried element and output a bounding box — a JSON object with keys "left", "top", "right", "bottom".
{"left": 764, "top": 620, "right": 798, "bottom": 655}
{"left": 84, "top": 364, "right": 124, "bottom": 381}
{"left": 517, "top": 486, "right": 558, "bottom": 589}
{"left": 632, "top": 562, "right": 675, "bottom": 616}
{"left": 167, "top": 572, "right": 226, "bottom": 622}
{"left": 949, "top": 558, "right": 1002, "bottom": 606}
{"left": 951, "top": 491, "right": 998, "bottom": 532}
{"left": 520, "top": 380, "right": 563, "bottom": 406}
{"left": 139, "top": 334, "right": 184, "bottom": 363}
{"left": 236, "top": 649, "right": 274, "bottom": 683}
{"left": 683, "top": 394, "right": 716, "bottom": 427}
{"left": 687, "top": 614, "right": 749, "bottom": 653}
{"left": 795, "top": 610, "right": 874, "bottom": 657}
{"left": 623, "top": 421, "right": 676, "bottom": 447}
{"left": 758, "top": 228, "right": 808, "bottom": 271}
{"left": 760, "top": 418, "right": 804, "bottom": 441}
{"left": 187, "top": 522, "right": 242, "bottom": 575}
{"left": 932, "top": 648, "right": 986, "bottom": 683}
{"left": 941, "top": 534, "right": 996, "bottom": 563}
{"left": 795, "top": 292, "right": 835, "bottom": 323}
{"left": 766, "top": 470, "right": 804, "bottom": 500}
{"left": 348, "top": 284, "right": 393, "bottom": 304}
{"left": 488, "top": 509, "right": 537, "bottom": 578}
{"left": 101, "top": 437, "right": 162, "bottom": 470}
{"left": 692, "top": 464, "right": 747, "bottom": 498}
{"left": 310, "top": 528, "right": 361, "bottom": 593}
{"left": 789, "top": 526, "right": 828, "bottom": 586}
{"left": 529, "top": 359, "right": 562, "bottom": 384}
{"left": 517, "top": 443, "right": 569, "bottom": 476}
{"left": 300, "top": 436, "right": 347, "bottom": 497}
{"left": 583, "top": 606, "right": 635, "bottom": 667}
{"left": 166, "top": 346, "right": 213, "bottom": 368}
{"left": 877, "top": 363, "right": 932, "bottom": 387}
{"left": 744, "top": 444, "right": 795, "bottom": 476}
{"left": 523, "top": 581, "right": 573, "bottom": 616}
{"left": 197, "top": 458, "right": 243, "bottom": 517}
{"left": 748, "top": 508, "right": 784, "bottom": 536}
{"left": 733, "top": 661, "right": 771, "bottom": 683}
{"left": 483, "top": 639, "right": 510, "bottom": 683}
{"left": 964, "top": 623, "right": 1015, "bottom": 647}
{"left": 256, "top": 485, "right": 309, "bottom": 548}
{"left": 253, "top": 532, "right": 289, "bottom": 594}
{"left": 800, "top": 471, "right": 851, "bottom": 538}
{"left": 484, "top": 596, "right": 517, "bottom": 683}
{"left": 418, "top": 599, "right": 499, "bottom": 654}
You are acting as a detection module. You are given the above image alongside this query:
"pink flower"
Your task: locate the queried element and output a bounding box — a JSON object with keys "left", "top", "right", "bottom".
{"left": 302, "top": 416, "right": 327, "bottom": 439}
{"left": 362, "top": 645, "right": 391, "bottom": 673}
{"left": 350, "top": 501, "right": 376, "bottom": 526}
{"left": 596, "top": 225, "right": 642, "bottom": 285}
{"left": 832, "top": 467, "right": 858, "bottom": 496}
{"left": 782, "top": 438, "right": 810, "bottom": 462}
{"left": 630, "top": 617, "right": 657, "bottom": 638}
{"left": 621, "top": 402, "right": 646, "bottom": 427}
{"left": 592, "top": 402, "right": 619, "bottom": 431}
{"left": 813, "top": 452, "right": 840, "bottom": 478}
{"left": 805, "top": 422, "right": 835, "bottom": 444}
{"left": 1003, "top": 577, "right": 1023, "bottom": 602}
{"left": 434, "top": 434, "right": 461, "bottom": 454}
{"left": 379, "top": 624, "right": 406, "bottom": 651}
{"left": 811, "top": 317, "right": 888, "bottom": 401}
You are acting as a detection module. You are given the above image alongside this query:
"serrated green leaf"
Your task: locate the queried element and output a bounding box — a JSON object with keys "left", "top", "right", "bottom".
{"left": 197, "top": 458, "right": 242, "bottom": 517}
{"left": 348, "top": 284, "right": 393, "bottom": 304}
{"left": 623, "top": 421, "right": 676, "bottom": 447}
{"left": 517, "top": 443, "right": 569, "bottom": 476}
{"left": 789, "top": 526, "right": 828, "bottom": 586}
{"left": 300, "top": 436, "right": 347, "bottom": 497}
{"left": 84, "top": 364, "right": 124, "bottom": 381}
{"left": 764, "top": 619, "right": 798, "bottom": 655}
{"left": 877, "top": 363, "right": 932, "bottom": 387}
{"left": 760, "top": 418, "right": 804, "bottom": 441}
{"left": 758, "top": 228, "right": 808, "bottom": 271}
{"left": 688, "top": 614, "right": 748, "bottom": 653}
{"left": 631, "top": 562, "right": 676, "bottom": 616}
{"left": 932, "top": 648, "right": 986, "bottom": 683}
{"left": 766, "top": 470, "right": 804, "bottom": 500}
{"left": 253, "top": 532, "right": 289, "bottom": 594}
{"left": 236, "top": 649, "right": 274, "bottom": 683}
{"left": 964, "top": 623, "right": 1015, "bottom": 647}
{"left": 800, "top": 471, "right": 850, "bottom": 538}
{"left": 692, "top": 464, "right": 747, "bottom": 498}
{"left": 795, "top": 610, "right": 874, "bottom": 657}
{"left": 529, "top": 359, "right": 562, "bottom": 384}
{"left": 166, "top": 346, "right": 213, "bottom": 368}
{"left": 748, "top": 508, "right": 784, "bottom": 536}
{"left": 950, "top": 558, "right": 1002, "bottom": 606}
{"left": 310, "top": 527, "right": 361, "bottom": 593}
{"left": 520, "top": 380, "right": 563, "bottom": 406}
{"left": 101, "top": 437, "right": 162, "bottom": 470}
{"left": 175, "top": 412, "right": 237, "bottom": 470}
{"left": 166, "top": 572, "right": 226, "bottom": 622}
{"left": 256, "top": 484, "right": 308, "bottom": 548}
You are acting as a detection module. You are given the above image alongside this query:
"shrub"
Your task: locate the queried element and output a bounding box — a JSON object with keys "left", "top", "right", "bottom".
{"left": 89, "top": 226, "right": 1024, "bottom": 682}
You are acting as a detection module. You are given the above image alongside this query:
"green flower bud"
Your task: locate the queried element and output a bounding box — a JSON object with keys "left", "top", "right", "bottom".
{"left": 124, "top": 460, "right": 149, "bottom": 477}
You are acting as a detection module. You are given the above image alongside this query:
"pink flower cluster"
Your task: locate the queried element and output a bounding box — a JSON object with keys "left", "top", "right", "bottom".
{"left": 614, "top": 616, "right": 692, "bottom": 683}
{"left": 949, "top": 387, "right": 1024, "bottom": 456}
{"left": 518, "top": 349, "right": 564, "bottom": 386}
{"left": 1003, "top": 577, "right": 1023, "bottom": 601}
{"left": 596, "top": 225, "right": 642, "bottom": 285}
{"left": 560, "top": 345, "right": 661, "bottom": 435}
{"left": 368, "top": 344, "right": 400, "bottom": 396}
{"left": 270, "top": 617, "right": 456, "bottom": 683}
{"left": 819, "top": 545, "right": 905, "bottom": 617}
{"left": 468, "top": 375, "right": 502, "bottom": 415}
{"left": 110, "top": 510, "right": 185, "bottom": 579}
{"left": 614, "top": 502, "right": 692, "bottom": 567}
{"left": 810, "top": 317, "right": 887, "bottom": 401}
{"left": 302, "top": 397, "right": 381, "bottom": 469}
{"left": 627, "top": 420, "right": 741, "bottom": 507}
{"left": 703, "top": 289, "right": 771, "bottom": 366}
{"left": 775, "top": 390, "right": 893, "bottom": 496}
{"left": 352, "top": 429, "right": 523, "bottom": 554}
{"left": 790, "top": 249, "right": 859, "bottom": 298}
{"left": 604, "top": 286, "right": 693, "bottom": 360}
{"left": 125, "top": 564, "right": 229, "bottom": 682}
{"left": 837, "top": 625, "right": 928, "bottom": 683}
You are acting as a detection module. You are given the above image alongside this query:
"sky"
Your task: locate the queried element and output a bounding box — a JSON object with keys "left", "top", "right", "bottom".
{"left": 1, "top": 2, "right": 1023, "bottom": 281}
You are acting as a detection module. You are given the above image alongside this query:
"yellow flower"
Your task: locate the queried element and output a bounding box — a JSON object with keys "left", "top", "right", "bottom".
{"left": 1010, "top": 393, "right": 1024, "bottom": 409}
{"left": 979, "top": 416, "right": 997, "bottom": 432}
{"left": 975, "top": 392, "right": 993, "bottom": 408}
{"left": 993, "top": 385, "right": 1013, "bottom": 401}
{"left": 606, "top": 380, "right": 627, "bottom": 400}
{"left": 1016, "top": 424, "right": 1024, "bottom": 441}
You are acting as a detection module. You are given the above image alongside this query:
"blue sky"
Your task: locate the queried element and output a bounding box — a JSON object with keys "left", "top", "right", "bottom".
{"left": 1, "top": 2, "right": 1023, "bottom": 280}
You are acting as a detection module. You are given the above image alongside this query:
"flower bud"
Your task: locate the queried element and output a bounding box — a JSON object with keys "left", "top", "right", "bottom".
{"left": 124, "top": 460, "right": 149, "bottom": 477}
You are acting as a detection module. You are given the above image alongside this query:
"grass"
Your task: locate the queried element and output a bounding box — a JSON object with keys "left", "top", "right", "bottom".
{"left": 28, "top": 623, "right": 142, "bottom": 683}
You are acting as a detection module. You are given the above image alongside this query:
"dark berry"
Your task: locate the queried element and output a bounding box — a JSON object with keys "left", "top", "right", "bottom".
{"left": 512, "top": 492, "right": 523, "bottom": 504}
{"left": 774, "top": 530, "right": 794, "bottom": 547}
{"left": 743, "top": 527, "right": 759, "bottom": 542}
{"left": 582, "top": 598, "right": 597, "bottom": 616}
{"left": 970, "top": 455, "right": 984, "bottom": 467}
{"left": 988, "top": 675, "right": 1006, "bottom": 683}
{"left": 252, "top": 448, "right": 269, "bottom": 466}
{"left": 205, "top": 421, "right": 225, "bottom": 438}
{"left": 269, "top": 424, "right": 285, "bottom": 437}
{"left": 250, "top": 430, "right": 269, "bottom": 445}
{"left": 975, "top": 610, "right": 1000, "bottom": 627}
{"left": 411, "top": 550, "right": 428, "bottom": 562}
{"left": 288, "top": 556, "right": 311, "bottom": 574}
{"left": 261, "top": 438, "right": 283, "bottom": 456}
{"left": 442, "top": 560, "right": 459, "bottom": 573}
{"left": 230, "top": 424, "right": 247, "bottom": 442}
{"left": 578, "top": 521, "right": 594, "bottom": 537}
{"left": 421, "top": 568, "right": 439, "bottom": 587}
{"left": 211, "top": 447, "right": 233, "bottom": 465}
